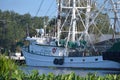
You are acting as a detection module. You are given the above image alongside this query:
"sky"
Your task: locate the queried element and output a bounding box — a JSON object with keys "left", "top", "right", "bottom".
{"left": 0, "top": 0, "right": 120, "bottom": 31}
{"left": 0, "top": 0, "right": 57, "bottom": 17}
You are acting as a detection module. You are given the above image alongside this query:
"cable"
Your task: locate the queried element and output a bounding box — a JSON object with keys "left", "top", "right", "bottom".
{"left": 35, "top": 0, "right": 44, "bottom": 16}
{"left": 44, "top": 0, "right": 55, "bottom": 16}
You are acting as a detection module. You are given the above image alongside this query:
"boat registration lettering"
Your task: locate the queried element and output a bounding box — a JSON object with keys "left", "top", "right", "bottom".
{"left": 40, "top": 49, "right": 51, "bottom": 54}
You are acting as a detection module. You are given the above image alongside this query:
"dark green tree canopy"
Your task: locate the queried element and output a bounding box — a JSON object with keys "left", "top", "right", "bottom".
{"left": 0, "top": 10, "right": 53, "bottom": 53}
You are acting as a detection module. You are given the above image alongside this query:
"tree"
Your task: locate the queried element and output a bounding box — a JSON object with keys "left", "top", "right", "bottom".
{"left": 0, "top": 10, "right": 52, "bottom": 53}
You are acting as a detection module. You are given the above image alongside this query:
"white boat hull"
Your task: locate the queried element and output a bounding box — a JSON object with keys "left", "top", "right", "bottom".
{"left": 22, "top": 50, "right": 120, "bottom": 70}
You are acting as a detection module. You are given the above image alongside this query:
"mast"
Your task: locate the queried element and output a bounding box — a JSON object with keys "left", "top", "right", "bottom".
{"left": 112, "top": 1, "right": 119, "bottom": 39}
{"left": 57, "top": 0, "right": 92, "bottom": 42}
{"left": 61, "top": 0, "right": 91, "bottom": 42}
{"left": 26, "top": 23, "right": 29, "bottom": 37}
{"left": 71, "top": 0, "right": 91, "bottom": 42}
{"left": 57, "top": 0, "right": 61, "bottom": 46}
{"left": 85, "top": 0, "right": 91, "bottom": 41}
{"left": 44, "top": 18, "right": 47, "bottom": 36}
{"left": 72, "top": 0, "right": 76, "bottom": 42}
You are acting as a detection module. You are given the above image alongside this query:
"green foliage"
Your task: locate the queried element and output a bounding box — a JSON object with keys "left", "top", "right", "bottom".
{"left": 26, "top": 70, "right": 40, "bottom": 80}
{"left": 0, "top": 55, "right": 120, "bottom": 80}
{"left": 0, "top": 10, "right": 52, "bottom": 53}
{"left": 95, "top": 13, "right": 111, "bottom": 34}
{"left": 0, "top": 54, "right": 21, "bottom": 80}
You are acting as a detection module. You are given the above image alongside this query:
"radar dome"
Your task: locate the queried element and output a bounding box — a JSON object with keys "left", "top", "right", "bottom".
{"left": 39, "top": 28, "right": 44, "bottom": 34}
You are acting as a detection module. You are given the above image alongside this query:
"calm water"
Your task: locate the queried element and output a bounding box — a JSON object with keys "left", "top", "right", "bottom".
{"left": 20, "top": 66, "right": 120, "bottom": 76}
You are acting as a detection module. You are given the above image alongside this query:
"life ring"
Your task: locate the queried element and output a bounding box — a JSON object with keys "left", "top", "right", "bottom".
{"left": 58, "top": 59, "right": 64, "bottom": 65}
{"left": 53, "top": 58, "right": 58, "bottom": 65}
{"left": 52, "top": 48, "right": 57, "bottom": 53}
{"left": 53, "top": 58, "right": 64, "bottom": 65}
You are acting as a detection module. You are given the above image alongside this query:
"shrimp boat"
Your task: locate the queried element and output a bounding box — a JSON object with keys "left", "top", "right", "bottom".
{"left": 22, "top": 0, "right": 120, "bottom": 70}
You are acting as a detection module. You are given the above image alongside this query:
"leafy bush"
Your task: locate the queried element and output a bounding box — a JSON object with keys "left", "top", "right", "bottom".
{"left": 0, "top": 54, "right": 20, "bottom": 80}
{"left": 0, "top": 54, "right": 120, "bottom": 80}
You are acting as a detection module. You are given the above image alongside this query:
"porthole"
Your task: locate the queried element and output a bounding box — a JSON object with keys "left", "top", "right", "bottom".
{"left": 95, "top": 58, "right": 98, "bottom": 61}
{"left": 70, "top": 59, "right": 73, "bottom": 62}
{"left": 82, "top": 59, "right": 85, "bottom": 62}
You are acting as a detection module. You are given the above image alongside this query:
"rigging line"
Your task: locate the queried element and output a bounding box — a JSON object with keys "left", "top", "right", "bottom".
{"left": 60, "top": 10, "right": 71, "bottom": 32}
{"left": 49, "top": 10, "right": 57, "bottom": 17}
{"left": 76, "top": 9, "right": 86, "bottom": 30}
{"left": 35, "top": 0, "right": 44, "bottom": 16}
{"left": 92, "top": 22, "right": 113, "bottom": 45}
{"left": 110, "top": 0, "right": 120, "bottom": 28}
{"left": 44, "top": 0, "right": 58, "bottom": 31}
{"left": 44, "top": 0, "right": 55, "bottom": 16}
{"left": 65, "top": 14, "right": 73, "bottom": 55}
{"left": 49, "top": 2, "right": 58, "bottom": 17}
{"left": 89, "top": 0, "right": 109, "bottom": 26}
{"left": 49, "top": 3, "right": 58, "bottom": 17}
{"left": 45, "top": 12, "right": 57, "bottom": 26}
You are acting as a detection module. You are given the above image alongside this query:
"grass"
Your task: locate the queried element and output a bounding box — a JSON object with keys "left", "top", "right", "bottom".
{"left": 0, "top": 54, "right": 120, "bottom": 80}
